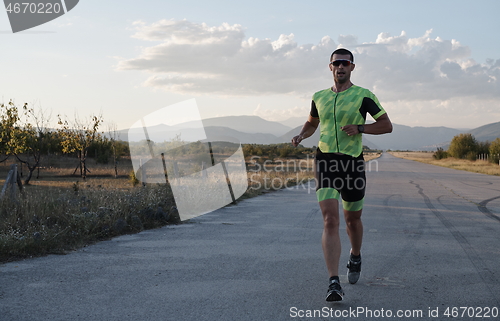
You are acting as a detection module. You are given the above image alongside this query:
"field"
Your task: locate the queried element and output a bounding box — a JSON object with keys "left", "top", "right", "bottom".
{"left": 390, "top": 151, "right": 500, "bottom": 176}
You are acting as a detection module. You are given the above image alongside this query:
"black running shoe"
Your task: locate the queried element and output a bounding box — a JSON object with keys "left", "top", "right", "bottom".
{"left": 325, "top": 279, "right": 344, "bottom": 301}
{"left": 347, "top": 254, "right": 361, "bottom": 284}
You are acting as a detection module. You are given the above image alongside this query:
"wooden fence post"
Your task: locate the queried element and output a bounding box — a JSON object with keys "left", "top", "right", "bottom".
{"left": 161, "top": 153, "right": 168, "bottom": 181}
{"left": 1, "top": 164, "right": 23, "bottom": 200}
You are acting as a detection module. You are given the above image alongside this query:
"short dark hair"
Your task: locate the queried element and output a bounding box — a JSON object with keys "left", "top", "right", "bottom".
{"left": 330, "top": 48, "right": 354, "bottom": 63}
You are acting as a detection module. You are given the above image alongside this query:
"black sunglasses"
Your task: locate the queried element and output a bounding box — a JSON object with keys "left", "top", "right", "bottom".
{"left": 330, "top": 59, "right": 353, "bottom": 67}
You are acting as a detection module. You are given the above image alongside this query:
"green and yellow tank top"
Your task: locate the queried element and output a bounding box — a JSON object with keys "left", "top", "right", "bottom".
{"left": 310, "top": 85, "right": 386, "bottom": 157}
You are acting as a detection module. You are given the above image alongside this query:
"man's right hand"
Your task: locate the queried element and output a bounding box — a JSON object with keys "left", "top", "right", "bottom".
{"left": 291, "top": 134, "right": 303, "bottom": 147}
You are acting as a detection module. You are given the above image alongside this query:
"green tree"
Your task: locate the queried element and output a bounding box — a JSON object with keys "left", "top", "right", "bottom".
{"left": 477, "top": 141, "right": 490, "bottom": 158}
{"left": 0, "top": 101, "right": 20, "bottom": 163}
{"left": 0, "top": 101, "right": 52, "bottom": 184}
{"left": 88, "top": 136, "right": 112, "bottom": 164}
{"left": 489, "top": 138, "right": 500, "bottom": 164}
{"left": 447, "top": 133, "right": 478, "bottom": 159}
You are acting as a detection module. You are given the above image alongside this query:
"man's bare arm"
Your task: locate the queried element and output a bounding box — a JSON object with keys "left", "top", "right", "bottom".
{"left": 341, "top": 113, "right": 393, "bottom": 136}
{"left": 291, "top": 116, "right": 320, "bottom": 147}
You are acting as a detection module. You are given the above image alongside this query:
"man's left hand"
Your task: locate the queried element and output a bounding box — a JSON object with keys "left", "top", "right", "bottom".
{"left": 340, "top": 125, "right": 359, "bottom": 136}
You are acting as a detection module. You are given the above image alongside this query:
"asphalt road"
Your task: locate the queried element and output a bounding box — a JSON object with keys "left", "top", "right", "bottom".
{"left": 1, "top": 153, "right": 500, "bottom": 320}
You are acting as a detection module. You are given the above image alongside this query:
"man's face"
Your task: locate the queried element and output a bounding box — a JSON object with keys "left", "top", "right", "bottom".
{"left": 330, "top": 54, "right": 355, "bottom": 84}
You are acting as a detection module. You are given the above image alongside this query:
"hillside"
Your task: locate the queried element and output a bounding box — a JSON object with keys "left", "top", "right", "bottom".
{"left": 468, "top": 121, "right": 500, "bottom": 142}
{"left": 174, "top": 115, "right": 292, "bottom": 137}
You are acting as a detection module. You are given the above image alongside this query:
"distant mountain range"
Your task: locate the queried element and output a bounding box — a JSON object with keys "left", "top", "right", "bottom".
{"left": 468, "top": 122, "right": 500, "bottom": 143}
{"left": 173, "top": 115, "right": 292, "bottom": 137}
{"left": 122, "top": 115, "right": 500, "bottom": 151}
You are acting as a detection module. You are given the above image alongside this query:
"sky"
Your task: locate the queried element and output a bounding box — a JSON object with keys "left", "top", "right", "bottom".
{"left": 1, "top": 0, "right": 500, "bottom": 132}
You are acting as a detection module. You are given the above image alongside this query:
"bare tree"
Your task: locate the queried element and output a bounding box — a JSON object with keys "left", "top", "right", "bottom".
{"left": 58, "top": 114, "right": 103, "bottom": 180}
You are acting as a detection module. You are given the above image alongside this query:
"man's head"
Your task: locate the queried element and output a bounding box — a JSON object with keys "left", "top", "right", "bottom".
{"left": 330, "top": 48, "right": 354, "bottom": 63}
{"left": 329, "top": 48, "right": 355, "bottom": 84}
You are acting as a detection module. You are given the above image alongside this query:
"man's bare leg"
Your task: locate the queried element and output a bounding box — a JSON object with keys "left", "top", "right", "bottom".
{"left": 319, "top": 198, "right": 341, "bottom": 277}
{"left": 319, "top": 198, "right": 344, "bottom": 301}
{"left": 344, "top": 209, "right": 363, "bottom": 256}
{"left": 344, "top": 208, "right": 363, "bottom": 284}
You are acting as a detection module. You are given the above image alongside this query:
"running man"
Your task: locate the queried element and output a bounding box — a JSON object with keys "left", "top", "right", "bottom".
{"left": 292, "top": 48, "right": 392, "bottom": 301}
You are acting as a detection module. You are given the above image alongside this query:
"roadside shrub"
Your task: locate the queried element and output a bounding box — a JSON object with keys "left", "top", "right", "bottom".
{"left": 433, "top": 147, "right": 449, "bottom": 160}
{"left": 448, "top": 133, "right": 478, "bottom": 159}
{"left": 466, "top": 151, "right": 477, "bottom": 161}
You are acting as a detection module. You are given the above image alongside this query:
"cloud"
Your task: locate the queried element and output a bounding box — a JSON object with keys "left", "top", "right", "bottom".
{"left": 117, "top": 19, "right": 335, "bottom": 96}
{"left": 117, "top": 20, "right": 500, "bottom": 108}
{"left": 338, "top": 34, "right": 358, "bottom": 49}
{"left": 352, "top": 30, "right": 500, "bottom": 102}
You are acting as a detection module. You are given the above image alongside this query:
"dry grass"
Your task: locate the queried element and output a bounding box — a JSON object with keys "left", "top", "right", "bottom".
{"left": 0, "top": 183, "right": 177, "bottom": 262}
{"left": 390, "top": 151, "right": 500, "bottom": 176}
{"left": 364, "top": 152, "right": 382, "bottom": 162}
